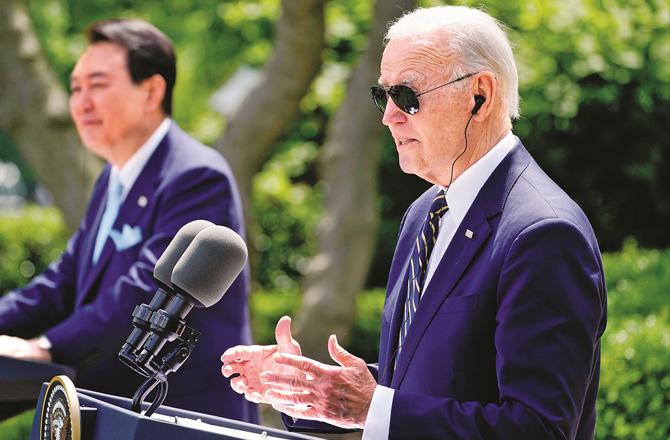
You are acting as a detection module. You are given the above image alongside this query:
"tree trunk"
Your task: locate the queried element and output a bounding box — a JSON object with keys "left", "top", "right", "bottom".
{"left": 0, "top": 0, "right": 100, "bottom": 230}
{"left": 294, "top": 0, "right": 416, "bottom": 362}
{"left": 215, "top": 0, "right": 326, "bottom": 253}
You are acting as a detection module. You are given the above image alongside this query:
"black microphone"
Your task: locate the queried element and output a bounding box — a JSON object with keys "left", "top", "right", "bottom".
{"left": 119, "top": 220, "right": 214, "bottom": 373}
{"left": 136, "top": 225, "right": 248, "bottom": 366}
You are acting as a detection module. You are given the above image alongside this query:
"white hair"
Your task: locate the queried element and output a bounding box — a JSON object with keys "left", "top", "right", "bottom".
{"left": 385, "top": 6, "right": 520, "bottom": 120}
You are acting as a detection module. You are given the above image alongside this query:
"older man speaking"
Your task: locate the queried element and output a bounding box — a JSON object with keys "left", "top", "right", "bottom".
{"left": 222, "top": 6, "right": 606, "bottom": 439}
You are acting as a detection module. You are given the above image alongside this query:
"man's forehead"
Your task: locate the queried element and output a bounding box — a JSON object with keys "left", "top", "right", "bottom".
{"left": 71, "top": 42, "right": 127, "bottom": 79}
{"left": 379, "top": 37, "right": 449, "bottom": 84}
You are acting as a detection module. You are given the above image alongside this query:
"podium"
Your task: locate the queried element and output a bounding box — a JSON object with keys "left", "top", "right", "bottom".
{"left": 0, "top": 355, "right": 76, "bottom": 422}
{"left": 30, "top": 376, "right": 320, "bottom": 440}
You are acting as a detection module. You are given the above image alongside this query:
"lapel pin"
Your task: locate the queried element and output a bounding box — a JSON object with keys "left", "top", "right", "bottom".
{"left": 465, "top": 229, "right": 474, "bottom": 239}
{"left": 137, "top": 195, "right": 148, "bottom": 208}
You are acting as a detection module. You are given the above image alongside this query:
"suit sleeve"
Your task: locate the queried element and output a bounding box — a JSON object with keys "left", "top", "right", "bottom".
{"left": 0, "top": 229, "right": 82, "bottom": 337}
{"left": 389, "top": 219, "right": 605, "bottom": 440}
{"left": 44, "top": 167, "right": 239, "bottom": 367}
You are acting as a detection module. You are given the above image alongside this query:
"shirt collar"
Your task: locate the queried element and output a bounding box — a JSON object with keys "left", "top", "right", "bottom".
{"left": 110, "top": 118, "right": 171, "bottom": 199}
{"left": 440, "top": 130, "right": 516, "bottom": 226}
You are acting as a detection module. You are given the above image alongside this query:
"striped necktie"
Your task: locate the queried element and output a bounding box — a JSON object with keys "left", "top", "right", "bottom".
{"left": 92, "top": 174, "right": 123, "bottom": 264}
{"left": 397, "top": 189, "right": 449, "bottom": 361}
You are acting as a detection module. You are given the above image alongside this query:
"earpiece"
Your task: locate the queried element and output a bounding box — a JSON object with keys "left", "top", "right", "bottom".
{"left": 471, "top": 95, "right": 485, "bottom": 115}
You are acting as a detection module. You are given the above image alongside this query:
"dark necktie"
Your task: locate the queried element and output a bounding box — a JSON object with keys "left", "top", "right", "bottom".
{"left": 397, "top": 189, "right": 449, "bottom": 360}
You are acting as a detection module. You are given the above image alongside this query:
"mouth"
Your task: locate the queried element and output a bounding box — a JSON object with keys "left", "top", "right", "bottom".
{"left": 79, "top": 118, "right": 102, "bottom": 126}
{"left": 396, "top": 137, "right": 418, "bottom": 147}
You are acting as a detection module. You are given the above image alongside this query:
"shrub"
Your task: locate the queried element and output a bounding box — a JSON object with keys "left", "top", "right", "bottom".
{"left": 0, "top": 206, "right": 68, "bottom": 294}
{"left": 597, "top": 313, "right": 670, "bottom": 439}
{"left": 604, "top": 239, "right": 670, "bottom": 319}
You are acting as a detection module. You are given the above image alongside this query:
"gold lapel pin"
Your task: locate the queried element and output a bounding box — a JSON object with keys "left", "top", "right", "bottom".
{"left": 137, "top": 195, "right": 148, "bottom": 208}
{"left": 465, "top": 229, "right": 474, "bottom": 239}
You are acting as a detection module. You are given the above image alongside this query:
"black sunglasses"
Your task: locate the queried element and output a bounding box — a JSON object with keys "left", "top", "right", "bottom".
{"left": 371, "top": 72, "right": 477, "bottom": 115}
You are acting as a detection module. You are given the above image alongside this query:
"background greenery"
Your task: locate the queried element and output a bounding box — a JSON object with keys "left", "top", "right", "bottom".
{"left": 1, "top": 0, "right": 668, "bottom": 438}
{"left": 1, "top": 0, "right": 668, "bottom": 290}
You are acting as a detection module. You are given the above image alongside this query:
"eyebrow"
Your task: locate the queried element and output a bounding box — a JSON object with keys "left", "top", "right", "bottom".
{"left": 377, "top": 73, "right": 421, "bottom": 87}
{"left": 69, "top": 71, "right": 110, "bottom": 83}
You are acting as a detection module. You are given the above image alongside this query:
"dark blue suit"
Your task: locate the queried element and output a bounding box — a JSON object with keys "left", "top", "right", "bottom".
{"left": 288, "top": 141, "right": 606, "bottom": 439}
{"left": 0, "top": 123, "right": 258, "bottom": 422}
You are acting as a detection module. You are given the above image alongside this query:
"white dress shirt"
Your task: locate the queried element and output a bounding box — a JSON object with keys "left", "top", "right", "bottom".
{"left": 362, "top": 130, "right": 516, "bottom": 439}
{"left": 111, "top": 118, "right": 171, "bottom": 199}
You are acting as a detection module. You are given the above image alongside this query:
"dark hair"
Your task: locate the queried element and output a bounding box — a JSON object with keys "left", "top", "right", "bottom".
{"left": 86, "top": 18, "right": 176, "bottom": 115}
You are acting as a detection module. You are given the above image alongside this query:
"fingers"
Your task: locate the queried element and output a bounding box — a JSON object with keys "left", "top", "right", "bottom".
{"left": 275, "top": 316, "right": 301, "bottom": 355}
{"left": 260, "top": 371, "right": 315, "bottom": 392}
{"left": 265, "top": 389, "right": 313, "bottom": 406}
{"left": 230, "top": 376, "right": 247, "bottom": 394}
{"left": 272, "top": 402, "right": 319, "bottom": 421}
{"left": 274, "top": 316, "right": 292, "bottom": 346}
{"left": 328, "top": 334, "right": 363, "bottom": 368}
{"left": 229, "top": 376, "right": 267, "bottom": 404}
{"left": 272, "top": 353, "right": 325, "bottom": 375}
{"left": 221, "top": 344, "right": 276, "bottom": 364}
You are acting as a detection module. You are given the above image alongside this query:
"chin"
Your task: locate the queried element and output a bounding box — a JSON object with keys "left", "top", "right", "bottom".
{"left": 81, "top": 140, "right": 110, "bottom": 160}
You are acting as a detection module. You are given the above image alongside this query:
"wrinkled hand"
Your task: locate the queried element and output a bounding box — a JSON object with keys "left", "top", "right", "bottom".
{"left": 260, "top": 334, "right": 376, "bottom": 429}
{"left": 221, "top": 316, "right": 302, "bottom": 403}
{"left": 0, "top": 335, "right": 52, "bottom": 362}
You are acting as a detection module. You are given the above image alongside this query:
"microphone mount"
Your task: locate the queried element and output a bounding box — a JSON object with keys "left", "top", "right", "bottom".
{"left": 119, "top": 297, "right": 201, "bottom": 417}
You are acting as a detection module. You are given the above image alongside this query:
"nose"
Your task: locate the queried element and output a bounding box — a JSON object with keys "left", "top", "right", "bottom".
{"left": 381, "top": 97, "right": 407, "bottom": 126}
{"left": 70, "top": 89, "right": 94, "bottom": 116}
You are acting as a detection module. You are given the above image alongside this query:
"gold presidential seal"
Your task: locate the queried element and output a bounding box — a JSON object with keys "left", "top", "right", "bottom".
{"left": 39, "top": 375, "right": 80, "bottom": 440}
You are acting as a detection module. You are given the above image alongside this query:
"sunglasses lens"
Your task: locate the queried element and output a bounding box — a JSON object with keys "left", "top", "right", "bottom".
{"left": 371, "top": 86, "right": 388, "bottom": 113}
{"left": 389, "top": 85, "right": 420, "bottom": 115}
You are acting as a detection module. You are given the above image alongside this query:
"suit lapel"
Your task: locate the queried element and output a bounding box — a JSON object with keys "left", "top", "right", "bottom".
{"left": 76, "top": 131, "right": 171, "bottom": 307}
{"left": 77, "top": 168, "right": 111, "bottom": 295}
{"left": 378, "top": 187, "right": 441, "bottom": 385}
{"left": 378, "top": 255, "right": 410, "bottom": 386}
{"left": 389, "top": 140, "right": 532, "bottom": 388}
{"left": 391, "top": 206, "right": 491, "bottom": 387}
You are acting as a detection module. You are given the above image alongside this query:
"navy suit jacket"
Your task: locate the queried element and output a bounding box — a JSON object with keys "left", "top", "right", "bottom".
{"left": 288, "top": 141, "right": 606, "bottom": 439}
{"left": 0, "top": 123, "right": 258, "bottom": 422}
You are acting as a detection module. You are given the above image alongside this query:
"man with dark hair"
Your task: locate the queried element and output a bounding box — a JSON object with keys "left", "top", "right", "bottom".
{"left": 0, "top": 18, "right": 258, "bottom": 422}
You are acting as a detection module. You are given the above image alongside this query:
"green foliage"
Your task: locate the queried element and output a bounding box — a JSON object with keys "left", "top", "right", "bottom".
{"left": 604, "top": 238, "right": 670, "bottom": 318}
{"left": 0, "top": 410, "right": 35, "bottom": 440}
{"left": 597, "top": 314, "right": 670, "bottom": 440}
{"left": 349, "top": 288, "right": 386, "bottom": 361}
{"left": 476, "top": 0, "right": 670, "bottom": 250}
{"left": 251, "top": 142, "right": 322, "bottom": 291}
{"left": 249, "top": 287, "right": 386, "bottom": 362}
{"left": 20, "top": 0, "right": 669, "bottom": 288}
{"left": 249, "top": 289, "right": 299, "bottom": 345}
{"left": 0, "top": 206, "right": 68, "bottom": 293}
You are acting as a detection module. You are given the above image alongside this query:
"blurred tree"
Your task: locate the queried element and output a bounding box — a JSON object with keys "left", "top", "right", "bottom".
{"left": 0, "top": 0, "right": 101, "bottom": 230}
{"left": 294, "top": 0, "right": 416, "bottom": 361}
{"left": 215, "top": 0, "right": 326, "bottom": 228}
{"left": 214, "top": 0, "right": 326, "bottom": 284}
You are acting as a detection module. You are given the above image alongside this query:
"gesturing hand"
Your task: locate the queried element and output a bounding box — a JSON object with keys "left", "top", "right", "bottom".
{"left": 221, "top": 316, "right": 302, "bottom": 404}
{"left": 259, "top": 334, "right": 377, "bottom": 429}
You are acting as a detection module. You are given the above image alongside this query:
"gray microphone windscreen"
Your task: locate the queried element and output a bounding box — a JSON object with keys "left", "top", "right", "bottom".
{"left": 170, "top": 226, "right": 248, "bottom": 308}
{"left": 153, "top": 220, "right": 215, "bottom": 287}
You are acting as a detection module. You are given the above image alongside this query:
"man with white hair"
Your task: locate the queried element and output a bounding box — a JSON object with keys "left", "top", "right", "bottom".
{"left": 221, "top": 6, "right": 606, "bottom": 439}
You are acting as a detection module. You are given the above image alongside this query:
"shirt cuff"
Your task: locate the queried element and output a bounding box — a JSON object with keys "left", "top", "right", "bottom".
{"left": 35, "top": 335, "right": 52, "bottom": 351}
{"left": 362, "top": 385, "right": 394, "bottom": 440}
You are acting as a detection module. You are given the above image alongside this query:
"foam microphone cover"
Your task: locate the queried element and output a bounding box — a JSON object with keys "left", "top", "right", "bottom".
{"left": 171, "top": 225, "right": 248, "bottom": 308}
{"left": 153, "top": 220, "right": 215, "bottom": 287}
